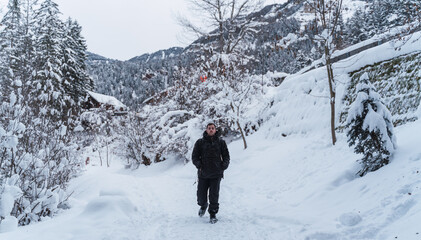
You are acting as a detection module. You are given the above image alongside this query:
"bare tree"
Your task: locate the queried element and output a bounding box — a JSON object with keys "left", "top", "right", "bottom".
{"left": 226, "top": 58, "right": 253, "bottom": 149}
{"left": 179, "top": 0, "right": 263, "bottom": 149}
{"left": 179, "top": 0, "right": 263, "bottom": 54}
{"left": 308, "top": 0, "right": 343, "bottom": 145}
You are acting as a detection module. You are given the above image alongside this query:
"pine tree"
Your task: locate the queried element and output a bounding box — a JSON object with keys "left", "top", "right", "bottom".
{"left": 17, "top": 0, "right": 37, "bottom": 98}
{"left": 61, "top": 18, "right": 93, "bottom": 114}
{"left": 344, "top": 9, "right": 368, "bottom": 45}
{"left": 366, "top": 0, "right": 392, "bottom": 35}
{"left": 391, "top": 0, "right": 421, "bottom": 27}
{"left": 1, "top": 0, "right": 89, "bottom": 225}
{"left": 346, "top": 73, "right": 397, "bottom": 177}
{"left": 0, "top": 0, "right": 23, "bottom": 98}
{"left": 32, "top": 0, "right": 70, "bottom": 122}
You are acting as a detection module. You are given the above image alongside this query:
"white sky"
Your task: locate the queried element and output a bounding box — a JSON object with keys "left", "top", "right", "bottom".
{"left": 0, "top": 0, "right": 286, "bottom": 61}
{"left": 55, "top": 0, "right": 192, "bottom": 60}
{"left": 55, "top": 0, "right": 285, "bottom": 60}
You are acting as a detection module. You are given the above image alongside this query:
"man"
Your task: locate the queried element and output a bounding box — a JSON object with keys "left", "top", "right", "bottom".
{"left": 192, "top": 123, "right": 230, "bottom": 224}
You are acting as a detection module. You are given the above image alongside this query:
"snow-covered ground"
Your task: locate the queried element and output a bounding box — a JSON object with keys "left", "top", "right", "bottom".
{"left": 1, "top": 115, "right": 420, "bottom": 240}
{"left": 2, "top": 26, "right": 421, "bottom": 240}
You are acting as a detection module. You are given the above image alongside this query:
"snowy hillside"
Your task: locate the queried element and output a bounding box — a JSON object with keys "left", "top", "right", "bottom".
{"left": 261, "top": 31, "right": 421, "bottom": 137}
{"left": 2, "top": 27, "right": 421, "bottom": 240}
{"left": 1, "top": 106, "right": 420, "bottom": 240}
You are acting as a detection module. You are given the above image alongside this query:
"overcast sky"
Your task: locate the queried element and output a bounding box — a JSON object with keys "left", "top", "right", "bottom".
{"left": 1, "top": 0, "right": 285, "bottom": 60}
{"left": 55, "top": 0, "right": 191, "bottom": 60}
{"left": 57, "top": 0, "right": 289, "bottom": 60}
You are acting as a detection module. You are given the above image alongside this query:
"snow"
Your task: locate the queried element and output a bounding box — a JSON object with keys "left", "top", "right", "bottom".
{"left": 290, "top": 0, "right": 366, "bottom": 29}
{"left": 338, "top": 212, "right": 362, "bottom": 227}
{"left": 263, "top": 32, "right": 419, "bottom": 137}
{"left": 87, "top": 91, "right": 126, "bottom": 109}
{"left": 2, "top": 117, "right": 421, "bottom": 239}
{"left": 1, "top": 18, "right": 421, "bottom": 240}
{"left": 81, "top": 193, "right": 137, "bottom": 220}
{"left": 300, "top": 26, "right": 421, "bottom": 74}
{"left": 0, "top": 216, "right": 18, "bottom": 233}
{"left": 158, "top": 110, "right": 193, "bottom": 128}
{"left": 74, "top": 125, "right": 84, "bottom": 132}
{"left": 60, "top": 125, "right": 67, "bottom": 136}
{"left": 0, "top": 176, "right": 22, "bottom": 232}
{"left": 3, "top": 135, "right": 18, "bottom": 149}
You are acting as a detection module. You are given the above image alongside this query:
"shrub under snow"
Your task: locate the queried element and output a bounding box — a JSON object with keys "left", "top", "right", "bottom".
{"left": 346, "top": 73, "right": 397, "bottom": 176}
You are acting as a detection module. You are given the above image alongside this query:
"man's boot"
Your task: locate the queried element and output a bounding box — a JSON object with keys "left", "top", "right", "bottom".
{"left": 198, "top": 204, "right": 208, "bottom": 217}
{"left": 210, "top": 213, "right": 218, "bottom": 224}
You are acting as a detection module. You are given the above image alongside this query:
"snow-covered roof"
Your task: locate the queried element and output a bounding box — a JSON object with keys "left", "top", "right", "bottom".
{"left": 87, "top": 91, "right": 126, "bottom": 109}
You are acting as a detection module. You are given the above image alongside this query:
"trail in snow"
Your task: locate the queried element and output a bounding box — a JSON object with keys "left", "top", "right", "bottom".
{"left": 0, "top": 144, "right": 302, "bottom": 240}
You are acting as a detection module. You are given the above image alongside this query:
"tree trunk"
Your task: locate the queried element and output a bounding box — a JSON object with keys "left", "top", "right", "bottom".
{"left": 237, "top": 119, "right": 247, "bottom": 149}
{"left": 325, "top": 46, "right": 337, "bottom": 145}
{"left": 231, "top": 102, "right": 247, "bottom": 149}
{"left": 106, "top": 140, "right": 110, "bottom": 167}
{"left": 98, "top": 148, "right": 103, "bottom": 166}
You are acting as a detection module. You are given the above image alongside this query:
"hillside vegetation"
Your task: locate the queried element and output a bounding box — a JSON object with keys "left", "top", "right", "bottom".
{"left": 340, "top": 52, "right": 421, "bottom": 127}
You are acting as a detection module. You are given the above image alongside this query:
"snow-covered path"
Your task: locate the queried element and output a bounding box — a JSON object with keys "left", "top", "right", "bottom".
{"left": 0, "top": 145, "right": 303, "bottom": 240}
{"left": 2, "top": 118, "right": 421, "bottom": 240}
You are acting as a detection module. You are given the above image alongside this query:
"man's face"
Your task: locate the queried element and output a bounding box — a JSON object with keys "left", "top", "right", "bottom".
{"left": 206, "top": 125, "right": 216, "bottom": 136}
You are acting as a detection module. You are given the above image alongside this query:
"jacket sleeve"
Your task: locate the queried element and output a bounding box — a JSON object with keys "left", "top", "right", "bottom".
{"left": 192, "top": 139, "right": 202, "bottom": 169}
{"left": 220, "top": 140, "right": 230, "bottom": 170}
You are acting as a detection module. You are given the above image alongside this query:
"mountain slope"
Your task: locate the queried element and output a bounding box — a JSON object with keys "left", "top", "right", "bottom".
{"left": 85, "top": 0, "right": 368, "bottom": 108}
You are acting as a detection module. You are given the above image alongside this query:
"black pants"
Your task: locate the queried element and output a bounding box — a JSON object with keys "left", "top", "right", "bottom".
{"left": 197, "top": 177, "right": 221, "bottom": 214}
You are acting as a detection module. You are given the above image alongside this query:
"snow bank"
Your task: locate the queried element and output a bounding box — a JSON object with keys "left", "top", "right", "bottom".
{"left": 81, "top": 191, "right": 137, "bottom": 220}
{"left": 259, "top": 31, "right": 421, "bottom": 139}
{"left": 0, "top": 176, "right": 22, "bottom": 218}
{"left": 0, "top": 175, "right": 22, "bottom": 233}
{"left": 0, "top": 216, "right": 18, "bottom": 233}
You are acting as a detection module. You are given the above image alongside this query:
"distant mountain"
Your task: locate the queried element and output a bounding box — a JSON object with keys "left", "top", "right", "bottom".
{"left": 85, "top": 2, "right": 317, "bottom": 108}
{"left": 87, "top": 0, "right": 418, "bottom": 109}
{"left": 87, "top": 52, "right": 110, "bottom": 61}
{"left": 128, "top": 47, "right": 184, "bottom": 63}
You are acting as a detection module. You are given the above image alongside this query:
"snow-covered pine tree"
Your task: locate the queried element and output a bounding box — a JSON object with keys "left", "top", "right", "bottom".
{"left": 0, "top": 0, "right": 87, "bottom": 226}
{"left": 344, "top": 0, "right": 420, "bottom": 46}
{"left": 17, "top": 0, "right": 37, "bottom": 98}
{"left": 32, "top": 0, "right": 70, "bottom": 122}
{"left": 366, "top": 0, "right": 392, "bottom": 36}
{"left": 390, "top": 0, "right": 421, "bottom": 27}
{"left": 346, "top": 73, "right": 397, "bottom": 177}
{"left": 344, "top": 8, "right": 369, "bottom": 45}
{"left": 171, "top": 65, "right": 204, "bottom": 111}
{"left": 0, "top": 0, "right": 23, "bottom": 98}
{"left": 62, "top": 18, "right": 93, "bottom": 113}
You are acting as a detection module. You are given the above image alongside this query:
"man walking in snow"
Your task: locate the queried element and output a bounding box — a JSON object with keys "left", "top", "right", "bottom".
{"left": 192, "top": 123, "right": 230, "bottom": 223}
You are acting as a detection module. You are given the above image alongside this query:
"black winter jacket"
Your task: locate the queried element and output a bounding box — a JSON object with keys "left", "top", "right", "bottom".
{"left": 192, "top": 131, "right": 230, "bottom": 179}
